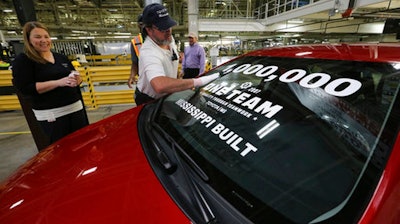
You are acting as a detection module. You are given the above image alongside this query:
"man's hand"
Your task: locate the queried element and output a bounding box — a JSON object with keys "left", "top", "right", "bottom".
{"left": 127, "top": 75, "right": 138, "bottom": 88}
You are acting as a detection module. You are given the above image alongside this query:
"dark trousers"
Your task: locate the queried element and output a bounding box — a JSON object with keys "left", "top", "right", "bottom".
{"left": 38, "top": 109, "right": 88, "bottom": 144}
{"left": 134, "top": 87, "right": 155, "bottom": 105}
{"left": 183, "top": 68, "right": 200, "bottom": 79}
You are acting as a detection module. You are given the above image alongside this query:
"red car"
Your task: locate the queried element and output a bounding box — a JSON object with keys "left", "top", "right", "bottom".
{"left": 1, "top": 43, "right": 400, "bottom": 224}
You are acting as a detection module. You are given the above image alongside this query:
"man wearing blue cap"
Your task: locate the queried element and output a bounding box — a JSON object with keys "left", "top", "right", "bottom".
{"left": 135, "top": 3, "right": 219, "bottom": 105}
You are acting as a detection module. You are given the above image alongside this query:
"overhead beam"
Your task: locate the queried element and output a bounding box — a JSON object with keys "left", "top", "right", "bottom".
{"left": 198, "top": 17, "right": 385, "bottom": 34}
{"left": 259, "top": 0, "right": 350, "bottom": 25}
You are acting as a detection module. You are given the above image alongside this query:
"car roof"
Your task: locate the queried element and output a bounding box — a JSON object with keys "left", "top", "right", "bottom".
{"left": 244, "top": 43, "right": 400, "bottom": 63}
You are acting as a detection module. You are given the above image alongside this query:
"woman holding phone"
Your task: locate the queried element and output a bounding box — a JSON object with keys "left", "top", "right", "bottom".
{"left": 12, "top": 21, "right": 88, "bottom": 145}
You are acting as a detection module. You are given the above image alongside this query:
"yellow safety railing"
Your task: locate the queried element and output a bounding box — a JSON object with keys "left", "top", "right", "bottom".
{"left": 0, "top": 66, "right": 135, "bottom": 111}
{"left": 81, "top": 54, "right": 132, "bottom": 66}
{"left": 0, "top": 70, "right": 12, "bottom": 86}
{"left": 82, "top": 65, "right": 134, "bottom": 109}
{"left": 0, "top": 70, "right": 20, "bottom": 111}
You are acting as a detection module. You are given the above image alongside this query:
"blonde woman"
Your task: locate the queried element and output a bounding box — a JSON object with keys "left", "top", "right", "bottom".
{"left": 12, "top": 21, "right": 88, "bottom": 145}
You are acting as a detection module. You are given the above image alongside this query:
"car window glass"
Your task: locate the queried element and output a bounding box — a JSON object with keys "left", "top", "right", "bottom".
{"left": 155, "top": 56, "right": 400, "bottom": 223}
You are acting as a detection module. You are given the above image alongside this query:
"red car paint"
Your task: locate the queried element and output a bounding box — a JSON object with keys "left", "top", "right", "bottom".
{"left": 359, "top": 133, "right": 400, "bottom": 224}
{"left": 0, "top": 108, "right": 190, "bottom": 223}
{"left": 245, "top": 43, "right": 400, "bottom": 63}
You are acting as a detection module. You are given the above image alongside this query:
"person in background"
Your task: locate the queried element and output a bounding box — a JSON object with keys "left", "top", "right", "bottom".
{"left": 12, "top": 21, "right": 88, "bottom": 145}
{"left": 127, "top": 14, "right": 145, "bottom": 88}
{"left": 181, "top": 32, "right": 206, "bottom": 79}
{"left": 135, "top": 3, "right": 218, "bottom": 105}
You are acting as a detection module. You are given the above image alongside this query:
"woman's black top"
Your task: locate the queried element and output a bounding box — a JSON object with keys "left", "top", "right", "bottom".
{"left": 12, "top": 52, "right": 82, "bottom": 110}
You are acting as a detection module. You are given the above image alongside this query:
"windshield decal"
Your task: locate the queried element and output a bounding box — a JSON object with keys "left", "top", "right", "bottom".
{"left": 176, "top": 99, "right": 258, "bottom": 157}
{"left": 221, "top": 63, "right": 362, "bottom": 97}
{"left": 203, "top": 83, "right": 283, "bottom": 119}
{"left": 211, "top": 123, "right": 258, "bottom": 157}
{"left": 175, "top": 99, "right": 217, "bottom": 128}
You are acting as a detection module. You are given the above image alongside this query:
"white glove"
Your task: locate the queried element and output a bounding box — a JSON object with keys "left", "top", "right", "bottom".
{"left": 193, "top": 72, "right": 220, "bottom": 87}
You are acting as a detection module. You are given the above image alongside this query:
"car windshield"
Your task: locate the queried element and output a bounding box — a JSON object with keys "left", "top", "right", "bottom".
{"left": 153, "top": 56, "right": 400, "bottom": 223}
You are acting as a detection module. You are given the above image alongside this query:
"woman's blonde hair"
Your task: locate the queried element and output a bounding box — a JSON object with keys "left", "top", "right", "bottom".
{"left": 23, "top": 21, "right": 51, "bottom": 64}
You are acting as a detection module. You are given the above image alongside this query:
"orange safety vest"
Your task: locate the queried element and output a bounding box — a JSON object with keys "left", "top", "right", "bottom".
{"left": 131, "top": 33, "right": 143, "bottom": 57}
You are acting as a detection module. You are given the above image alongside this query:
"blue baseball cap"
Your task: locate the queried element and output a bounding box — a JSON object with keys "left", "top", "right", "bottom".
{"left": 142, "top": 3, "right": 177, "bottom": 30}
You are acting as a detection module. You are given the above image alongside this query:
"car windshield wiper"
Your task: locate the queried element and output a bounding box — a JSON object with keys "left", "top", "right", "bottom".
{"left": 150, "top": 98, "right": 209, "bottom": 181}
{"left": 171, "top": 142, "right": 217, "bottom": 224}
{"left": 145, "top": 99, "right": 177, "bottom": 173}
{"left": 149, "top": 100, "right": 216, "bottom": 223}
{"left": 151, "top": 125, "right": 216, "bottom": 223}
{"left": 154, "top": 124, "right": 209, "bottom": 181}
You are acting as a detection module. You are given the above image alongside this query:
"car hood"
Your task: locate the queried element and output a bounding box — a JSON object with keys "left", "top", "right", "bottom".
{"left": 0, "top": 107, "right": 189, "bottom": 224}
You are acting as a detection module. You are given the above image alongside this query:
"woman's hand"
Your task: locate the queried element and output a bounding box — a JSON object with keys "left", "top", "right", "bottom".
{"left": 37, "top": 71, "right": 82, "bottom": 94}
{"left": 65, "top": 70, "right": 82, "bottom": 87}
{"left": 60, "top": 76, "right": 79, "bottom": 87}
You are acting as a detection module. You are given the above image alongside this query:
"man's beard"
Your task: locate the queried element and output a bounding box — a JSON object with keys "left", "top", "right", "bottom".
{"left": 153, "top": 36, "right": 172, "bottom": 46}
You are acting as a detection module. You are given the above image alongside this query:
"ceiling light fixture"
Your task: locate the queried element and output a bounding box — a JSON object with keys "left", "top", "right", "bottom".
{"left": 114, "top": 32, "right": 131, "bottom": 35}
{"left": 288, "top": 19, "right": 304, "bottom": 24}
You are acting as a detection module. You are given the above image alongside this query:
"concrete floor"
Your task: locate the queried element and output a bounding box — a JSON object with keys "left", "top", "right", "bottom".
{"left": 0, "top": 104, "right": 133, "bottom": 182}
